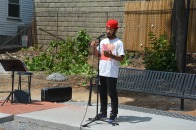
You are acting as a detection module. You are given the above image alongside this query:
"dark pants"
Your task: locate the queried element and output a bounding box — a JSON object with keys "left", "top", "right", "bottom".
{"left": 99, "top": 76, "right": 118, "bottom": 115}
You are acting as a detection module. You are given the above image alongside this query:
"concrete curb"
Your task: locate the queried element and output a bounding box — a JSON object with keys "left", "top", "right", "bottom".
{"left": 0, "top": 113, "right": 14, "bottom": 123}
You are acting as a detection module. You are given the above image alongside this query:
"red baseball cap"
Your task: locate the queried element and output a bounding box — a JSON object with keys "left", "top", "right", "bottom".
{"left": 106, "top": 19, "right": 119, "bottom": 29}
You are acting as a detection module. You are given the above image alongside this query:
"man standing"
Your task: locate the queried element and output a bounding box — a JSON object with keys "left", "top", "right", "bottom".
{"left": 91, "top": 19, "right": 125, "bottom": 122}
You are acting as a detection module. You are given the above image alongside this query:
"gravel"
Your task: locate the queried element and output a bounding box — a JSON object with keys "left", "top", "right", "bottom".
{"left": 0, "top": 120, "right": 65, "bottom": 130}
{"left": 46, "top": 73, "right": 67, "bottom": 81}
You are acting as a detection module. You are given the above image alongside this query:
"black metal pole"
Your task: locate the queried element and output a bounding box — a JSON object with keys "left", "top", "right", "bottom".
{"left": 88, "top": 77, "right": 93, "bottom": 106}
{"left": 96, "top": 37, "right": 101, "bottom": 116}
{"left": 11, "top": 70, "right": 14, "bottom": 103}
{"left": 82, "top": 35, "right": 103, "bottom": 127}
{"left": 181, "top": 0, "right": 191, "bottom": 110}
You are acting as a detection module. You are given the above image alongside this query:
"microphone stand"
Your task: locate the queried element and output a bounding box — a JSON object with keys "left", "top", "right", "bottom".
{"left": 81, "top": 34, "right": 107, "bottom": 127}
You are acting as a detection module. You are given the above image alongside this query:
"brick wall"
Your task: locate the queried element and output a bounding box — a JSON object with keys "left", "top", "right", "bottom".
{"left": 34, "top": 0, "right": 139, "bottom": 45}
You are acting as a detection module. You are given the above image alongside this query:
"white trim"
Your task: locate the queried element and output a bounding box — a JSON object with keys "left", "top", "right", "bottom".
{"left": 7, "top": 16, "right": 21, "bottom": 21}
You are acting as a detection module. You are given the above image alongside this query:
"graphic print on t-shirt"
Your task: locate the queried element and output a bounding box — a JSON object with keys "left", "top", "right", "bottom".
{"left": 101, "top": 43, "right": 115, "bottom": 60}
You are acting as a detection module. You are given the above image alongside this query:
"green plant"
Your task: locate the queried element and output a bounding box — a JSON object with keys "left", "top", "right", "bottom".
{"left": 120, "top": 52, "right": 131, "bottom": 66}
{"left": 24, "top": 52, "right": 53, "bottom": 71}
{"left": 143, "top": 32, "right": 177, "bottom": 72}
{"left": 78, "top": 81, "right": 88, "bottom": 87}
{"left": 25, "top": 29, "right": 94, "bottom": 76}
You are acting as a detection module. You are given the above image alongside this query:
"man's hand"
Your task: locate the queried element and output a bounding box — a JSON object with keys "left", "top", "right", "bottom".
{"left": 90, "top": 40, "right": 99, "bottom": 47}
{"left": 104, "top": 50, "right": 124, "bottom": 61}
{"left": 90, "top": 40, "right": 100, "bottom": 57}
{"left": 104, "top": 50, "right": 113, "bottom": 58}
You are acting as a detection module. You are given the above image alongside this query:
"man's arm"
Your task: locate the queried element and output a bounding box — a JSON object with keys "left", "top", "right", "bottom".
{"left": 111, "top": 54, "right": 124, "bottom": 61}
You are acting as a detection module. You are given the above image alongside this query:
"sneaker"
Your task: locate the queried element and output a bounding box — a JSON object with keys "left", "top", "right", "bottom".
{"left": 109, "top": 113, "right": 117, "bottom": 122}
{"left": 98, "top": 112, "right": 107, "bottom": 119}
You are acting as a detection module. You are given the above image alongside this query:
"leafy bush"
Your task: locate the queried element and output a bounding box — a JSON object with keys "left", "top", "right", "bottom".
{"left": 24, "top": 29, "right": 94, "bottom": 75}
{"left": 120, "top": 51, "right": 131, "bottom": 66}
{"left": 143, "top": 32, "right": 177, "bottom": 72}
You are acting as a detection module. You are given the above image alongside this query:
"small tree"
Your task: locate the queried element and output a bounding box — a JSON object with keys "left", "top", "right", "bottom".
{"left": 143, "top": 32, "right": 177, "bottom": 72}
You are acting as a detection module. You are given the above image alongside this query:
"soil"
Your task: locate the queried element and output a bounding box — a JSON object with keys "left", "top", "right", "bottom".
{"left": 0, "top": 49, "right": 196, "bottom": 117}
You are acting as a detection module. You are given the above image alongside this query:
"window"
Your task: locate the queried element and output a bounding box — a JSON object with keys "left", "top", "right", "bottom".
{"left": 8, "top": 0, "right": 20, "bottom": 18}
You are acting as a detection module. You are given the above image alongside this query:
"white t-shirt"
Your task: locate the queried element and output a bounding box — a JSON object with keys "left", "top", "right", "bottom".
{"left": 97, "top": 37, "right": 125, "bottom": 78}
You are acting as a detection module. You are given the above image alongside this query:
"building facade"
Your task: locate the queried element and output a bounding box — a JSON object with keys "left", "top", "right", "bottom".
{"left": 0, "top": 0, "right": 34, "bottom": 48}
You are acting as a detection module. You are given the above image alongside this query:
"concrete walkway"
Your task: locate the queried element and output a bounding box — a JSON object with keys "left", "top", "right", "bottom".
{"left": 0, "top": 102, "right": 195, "bottom": 130}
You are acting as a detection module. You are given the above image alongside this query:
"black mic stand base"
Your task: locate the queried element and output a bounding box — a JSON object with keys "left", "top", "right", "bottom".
{"left": 81, "top": 115, "right": 119, "bottom": 127}
{"left": 81, "top": 115, "right": 100, "bottom": 127}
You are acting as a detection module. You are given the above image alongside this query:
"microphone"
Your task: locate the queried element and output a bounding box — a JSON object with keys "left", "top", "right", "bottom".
{"left": 96, "top": 33, "right": 105, "bottom": 39}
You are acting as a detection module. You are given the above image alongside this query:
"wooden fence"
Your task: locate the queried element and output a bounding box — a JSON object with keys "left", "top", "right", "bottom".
{"left": 187, "top": 0, "right": 196, "bottom": 53}
{"left": 123, "top": 0, "right": 196, "bottom": 53}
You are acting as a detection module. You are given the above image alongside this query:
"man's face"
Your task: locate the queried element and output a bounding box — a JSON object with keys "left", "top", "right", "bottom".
{"left": 106, "top": 27, "right": 116, "bottom": 39}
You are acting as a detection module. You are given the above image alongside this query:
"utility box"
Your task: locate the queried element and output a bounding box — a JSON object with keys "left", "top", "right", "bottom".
{"left": 21, "top": 35, "right": 28, "bottom": 47}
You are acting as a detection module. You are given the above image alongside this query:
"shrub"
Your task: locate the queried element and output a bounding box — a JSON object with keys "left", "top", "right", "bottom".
{"left": 143, "top": 32, "right": 177, "bottom": 72}
{"left": 24, "top": 29, "right": 94, "bottom": 75}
